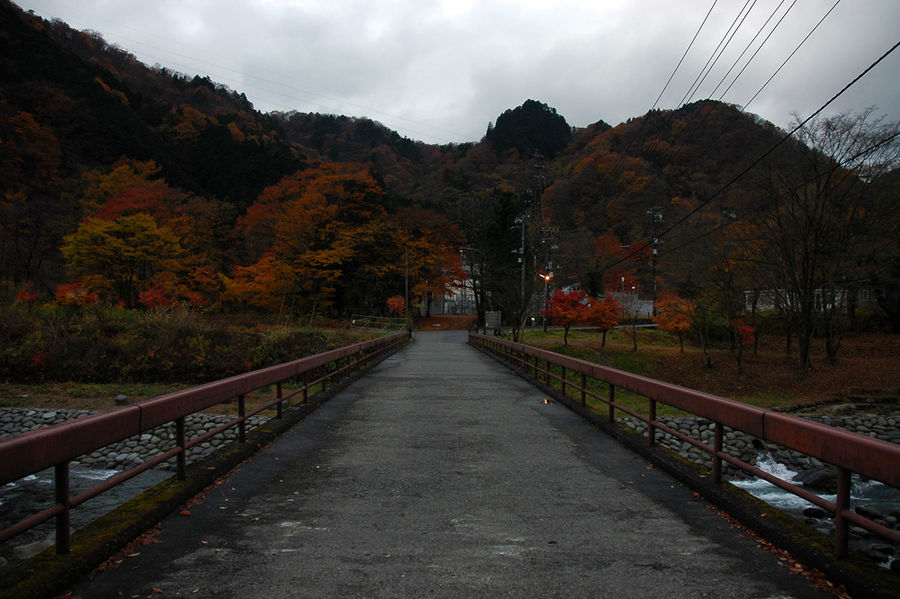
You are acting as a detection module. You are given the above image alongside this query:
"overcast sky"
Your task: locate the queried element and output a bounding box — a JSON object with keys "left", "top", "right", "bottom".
{"left": 20, "top": 0, "right": 900, "bottom": 144}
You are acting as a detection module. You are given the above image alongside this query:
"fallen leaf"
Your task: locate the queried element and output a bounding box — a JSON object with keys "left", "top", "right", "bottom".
{"left": 179, "top": 510, "right": 191, "bottom": 516}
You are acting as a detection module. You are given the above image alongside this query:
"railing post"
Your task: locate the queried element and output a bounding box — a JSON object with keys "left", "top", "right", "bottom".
{"left": 834, "top": 467, "right": 851, "bottom": 558}
{"left": 55, "top": 461, "right": 70, "bottom": 554}
{"left": 608, "top": 384, "right": 615, "bottom": 422}
{"left": 648, "top": 399, "right": 657, "bottom": 446}
{"left": 322, "top": 365, "right": 327, "bottom": 392}
{"left": 712, "top": 423, "right": 723, "bottom": 483}
{"left": 561, "top": 366, "right": 567, "bottom": 395}
{"left": 238, "top": 394, "right": 246, "bottom": 443}
{"left": 276, "top": 382, "right": 283, "bottom": 419}
{"left": 176, "top": 417, "right": 186, "bottom": 480}
{"left": 580, "top": 372, "right": 586, "bottom": 407}
{"left": 303, "top": 371, "right": 309, "bottom": 403}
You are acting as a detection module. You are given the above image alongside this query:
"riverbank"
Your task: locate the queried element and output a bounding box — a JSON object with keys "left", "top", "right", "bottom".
{"left": 0, "top": 407, "right": 272, "bottom": 470}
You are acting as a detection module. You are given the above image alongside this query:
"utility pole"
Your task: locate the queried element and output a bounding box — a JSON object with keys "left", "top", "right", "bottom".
{"left": 647, "top": 207, "right": 662, "bottom": 313}
{"left": 539, "top": 226, "right": 559, "bottom": 332}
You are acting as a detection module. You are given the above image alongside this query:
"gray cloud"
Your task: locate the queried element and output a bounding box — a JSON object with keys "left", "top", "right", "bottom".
{"left": 21, "top": 0, "right": 900, "bottom": 143}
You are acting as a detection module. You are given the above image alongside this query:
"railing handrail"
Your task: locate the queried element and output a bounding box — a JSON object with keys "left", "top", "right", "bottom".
{"left": 0, "top": 333, "right": 406, "bottom": 487}
{"left": 468, "top": 332, "right": 900, "bottom": 558}
{"left": 470, "top": 333, "right": 899, "bottom": 487}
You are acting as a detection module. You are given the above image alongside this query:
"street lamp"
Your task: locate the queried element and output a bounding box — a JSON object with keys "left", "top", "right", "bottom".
{"left": 541, "top": 272, "right": 553, "bottom": 332}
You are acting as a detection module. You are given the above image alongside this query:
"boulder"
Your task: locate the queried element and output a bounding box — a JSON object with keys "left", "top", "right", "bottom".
{"left": 793, "top": 466, "right": 837, "bottom": 492}
{"left": 803, "top": 507, "right": 829, "bottom": 519}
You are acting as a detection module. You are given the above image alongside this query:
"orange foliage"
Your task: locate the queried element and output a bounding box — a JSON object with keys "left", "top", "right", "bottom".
{"left": 387, "top": 295, "right": 406, "bottom": 314}
{"left": 587, "top": 295, "right": 620, "bottom": 330}
{"left": 653, "top": 293, "right": 695, "bottom": 352}
{"left": 55, "top": 282, "right": 98, "bottom": 307}
{"left": 222, "top": 253, "right": 297, "bottom": 312}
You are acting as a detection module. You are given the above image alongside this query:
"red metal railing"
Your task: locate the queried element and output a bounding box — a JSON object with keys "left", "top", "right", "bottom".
{"left": 469, "top": 332, "right": 900, "bottom": 557}
{"left": 0, "top": 332, "right": 408, "bottom": 554}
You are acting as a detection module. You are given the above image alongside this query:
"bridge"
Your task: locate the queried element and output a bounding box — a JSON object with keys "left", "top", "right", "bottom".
{"left": 1, "top": 330, "right": 898, "bottom": 598}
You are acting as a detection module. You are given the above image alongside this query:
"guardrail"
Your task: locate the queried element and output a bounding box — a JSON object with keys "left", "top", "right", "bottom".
{"left": 0, "top": 332, "right": 409, "bottom": 555}
{"left": 469, "top": 332, "right": 900, "bottom": 558}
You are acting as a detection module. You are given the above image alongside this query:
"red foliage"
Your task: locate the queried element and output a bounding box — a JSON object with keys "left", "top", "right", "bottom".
{"left": 731, "top": 317, "right": 756, "bottom": 346}
{"left": 386, "top": 295, "right": 406, "bottom": 314}
{"left": 30, "top": 351, "right": 48, "bottom": 368}
{"left": 93, "top": 183, "right": 169, "bottom": 220}
{"left": 543, "top": 289, "right": 590, "bottom": 344}
{"left": 587, "top": 295, "right": 620, "bottom": 330}
{"left": 16, "top": 284, "right": 39, "bottom": 304}
{"left": 138, "top": 283, "right": 171, "bottom": 309}
{"left": 55, "top": 282, "right": 98, "bottom": 307}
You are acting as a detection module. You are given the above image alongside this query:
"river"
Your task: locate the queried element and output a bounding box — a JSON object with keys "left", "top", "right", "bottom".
{"left": 731, "top": 452, "right": 899, "bottom": 567}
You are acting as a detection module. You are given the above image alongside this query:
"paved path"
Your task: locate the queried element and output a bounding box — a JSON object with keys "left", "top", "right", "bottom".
{"left": 71, "top": 331, "right": 831, "bottom": 598}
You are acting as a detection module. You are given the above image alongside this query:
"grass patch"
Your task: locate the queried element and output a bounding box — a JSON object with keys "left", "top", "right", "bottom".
{"left": 521, "top": 327, "right": 900, "bottom": 412}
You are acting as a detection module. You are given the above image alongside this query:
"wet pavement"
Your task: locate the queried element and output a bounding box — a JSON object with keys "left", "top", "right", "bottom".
{"left": 69, "top": 330, "right": 832, "bottom": 598}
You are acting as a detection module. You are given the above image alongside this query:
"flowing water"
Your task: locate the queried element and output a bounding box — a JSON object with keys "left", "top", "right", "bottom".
{"left": 0, "top": 466, "right": 168, "bottom": 565}
{"left": 731, "top": 452, "right": 899, "bottom": 567}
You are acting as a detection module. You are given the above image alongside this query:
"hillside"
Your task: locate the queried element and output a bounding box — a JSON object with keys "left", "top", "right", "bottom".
{"left": 1, "top": 0, "right": 897, "bottom": 344}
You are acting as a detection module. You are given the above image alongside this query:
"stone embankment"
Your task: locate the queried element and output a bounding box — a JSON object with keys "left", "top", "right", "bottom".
{"left": 0, "top": 407, "right": 271, "bottom": 470}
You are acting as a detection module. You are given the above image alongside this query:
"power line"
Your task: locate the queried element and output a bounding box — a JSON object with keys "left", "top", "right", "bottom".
{"left": 717, "top": 0, "right": 798, "bottom": 101}
{"left": 602, "top": 37, "right": 900, "bottom": 273}
{"left": 660, "top": 128, "right": 898, "bottom": 260}
{"left": 679, "top": 0, "right": 755, "bottom": 107}
{"left": 709, "top": 0, "right": 790, "bottom": 99}
{"left": 743, "top": 0, "right": 840, "bottom": 111}
{"left": 651, "top": 0, "right": 719, "bottom": 111}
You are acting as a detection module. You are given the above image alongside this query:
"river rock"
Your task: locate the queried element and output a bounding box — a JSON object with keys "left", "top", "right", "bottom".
{"left": 13, "top": 536, "right": 54, "bottom": 560}
{"left": 855, "top": 505, "right": 886, "bottom": 521}
{"left": 793, "top": 467, "right": 837, "bottom": 492}
{"left": 803, "top": 507, "right": 829, "bottom": 519}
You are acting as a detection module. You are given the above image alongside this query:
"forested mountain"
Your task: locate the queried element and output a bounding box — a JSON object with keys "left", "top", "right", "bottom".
{"left": 2, "top": 0, "right": 897, "bottom": 350}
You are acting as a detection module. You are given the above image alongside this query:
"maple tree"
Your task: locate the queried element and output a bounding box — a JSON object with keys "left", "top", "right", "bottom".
{"left": 653, "top": 294, "right": 694, "bottom": 352}
{"left": 221, "top": 252, "right": 297, "bottom": 313}
{"left": 586, "top": 295, "right": 620, "bottom": 347}
{"left": 55, "top": 281, "right": 98, "bottom": 307}
{"left": 387, "top": 295, "right": 406, "bottom": 314}
{"left": 542, "top": 289, "right": 589, "bottom": 345}
{"left": 138, "top": 283, "right": 171, "bottom": 310}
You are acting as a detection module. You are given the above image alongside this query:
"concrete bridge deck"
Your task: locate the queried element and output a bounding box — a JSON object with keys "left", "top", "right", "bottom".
{"left": 69, "top": 331, "right": 832, "bottom": 598}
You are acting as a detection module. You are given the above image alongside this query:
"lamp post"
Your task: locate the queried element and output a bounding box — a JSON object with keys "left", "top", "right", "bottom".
{"left": 541, "top": 272, "right": 552, "bottom": 332}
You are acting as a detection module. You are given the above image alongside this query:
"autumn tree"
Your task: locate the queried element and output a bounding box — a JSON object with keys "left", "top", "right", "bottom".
{"left": 542, "top": 289, "right": 589, "bottom": 345}
{"left": 387, "top": 296, "right": 406, "bottom": 314}
{"left": 753, "top": 109, "right": 900, "bottom": 369}
{"left": 653, "top": 294, "right": 694, "bottom": 352}
{"left": 586, "top": 294, "right": 620, "bottom": 347}
{"left": 221, "top": 252, "right": 297, "bottom": 313}
{"left": 61, "top": 213, "right": 185, "bottom": 307}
